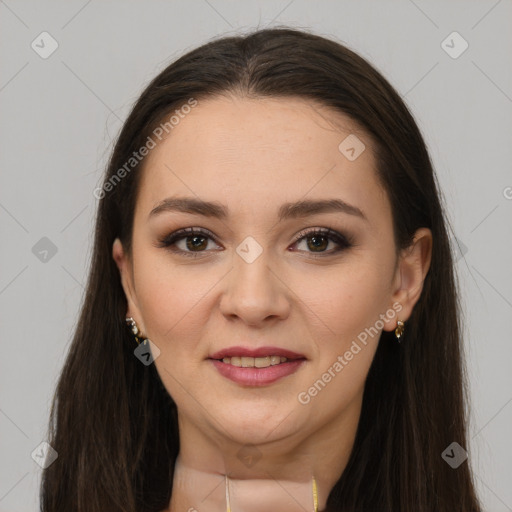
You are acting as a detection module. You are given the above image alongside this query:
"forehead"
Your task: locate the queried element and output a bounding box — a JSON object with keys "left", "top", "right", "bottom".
{"left": 136, "top": 95, "right": 390, "bottom": 226}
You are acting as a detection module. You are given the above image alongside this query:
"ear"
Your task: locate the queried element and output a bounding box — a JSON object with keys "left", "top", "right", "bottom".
{"left": 112, "top": 238, "right": 144, "bottom": 331}
{"left": 383, "top": 227, "right": 433, "bottom": 332}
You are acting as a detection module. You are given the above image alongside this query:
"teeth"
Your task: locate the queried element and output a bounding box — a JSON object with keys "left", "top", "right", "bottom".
{"left": 221, "top": 356, "right": 289, "bottom": 368}
{"left": 271, "top": 355, "right": 281, "bottom": 365}
{"left": 254, "top": 356, "right": 271, "bottom": 368}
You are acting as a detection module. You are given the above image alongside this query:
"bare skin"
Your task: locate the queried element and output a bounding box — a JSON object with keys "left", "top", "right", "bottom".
{"left": 112, "top": 95, "right": 432, "bottom": 511}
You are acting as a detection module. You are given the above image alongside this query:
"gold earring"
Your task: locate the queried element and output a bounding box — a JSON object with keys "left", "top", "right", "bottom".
{"left": 395, "top": 320, "right": 405, "bottom": 342}
{"left": 125, "top": 317, "right": 148, "bottom": 345}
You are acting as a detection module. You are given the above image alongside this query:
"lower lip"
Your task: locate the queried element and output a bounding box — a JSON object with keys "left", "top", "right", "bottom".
{"left": 210, "top": 359, "right": 305, "bottom": 386}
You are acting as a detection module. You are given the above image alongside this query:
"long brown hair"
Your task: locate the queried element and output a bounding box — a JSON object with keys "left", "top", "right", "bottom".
{"left": 40, "top": 27, "right": 482, "bottom": 511}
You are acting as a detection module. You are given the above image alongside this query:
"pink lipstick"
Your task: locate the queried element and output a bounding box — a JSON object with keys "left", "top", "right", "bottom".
{"left": 209, "top": 345, "right": 306, "bottom": 386}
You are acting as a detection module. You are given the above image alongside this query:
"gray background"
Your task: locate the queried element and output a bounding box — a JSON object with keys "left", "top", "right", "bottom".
{"left": 1, "top": 1, "right": 511, "bottom": 510}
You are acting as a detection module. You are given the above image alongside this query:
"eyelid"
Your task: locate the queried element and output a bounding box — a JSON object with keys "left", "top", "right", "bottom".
{"left": 155, "top": 227, "right": 221, "bottom": 257}
{"left": 292, "top": 227, "right": 352, "bottom": 246}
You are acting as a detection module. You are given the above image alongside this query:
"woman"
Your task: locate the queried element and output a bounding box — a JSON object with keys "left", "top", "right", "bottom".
{"left": 40, "top": 27, "right": 482, "bottom": 511}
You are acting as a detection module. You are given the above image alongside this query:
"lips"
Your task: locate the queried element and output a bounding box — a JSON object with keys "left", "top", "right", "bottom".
{"left": 208, "top": 345, "right": 306, "bottom": 386}
{"left": 209, "top": 345, "right": 306, "bottom": 360}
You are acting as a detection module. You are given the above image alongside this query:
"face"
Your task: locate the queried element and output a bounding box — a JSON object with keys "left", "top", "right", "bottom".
{"left": 113, "top": 95, "right": 428, "bottom": 450}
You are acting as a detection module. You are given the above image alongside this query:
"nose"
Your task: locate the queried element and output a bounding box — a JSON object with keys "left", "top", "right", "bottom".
{"left": 219, "top": 248, "right": 291, "bottom": 327}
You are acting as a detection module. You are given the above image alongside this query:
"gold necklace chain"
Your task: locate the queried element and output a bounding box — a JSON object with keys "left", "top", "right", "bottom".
{"left": 225, "top": 474, "right": 318, "bottom": 512}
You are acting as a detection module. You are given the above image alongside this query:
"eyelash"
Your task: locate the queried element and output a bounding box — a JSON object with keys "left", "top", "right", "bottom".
{"left": 156, "top": 227, "right": 354, "bottom": 259}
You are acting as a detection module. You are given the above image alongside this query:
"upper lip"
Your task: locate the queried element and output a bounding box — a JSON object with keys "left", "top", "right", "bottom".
{"left": 209, "top": 346, "right": 306, "bottom": 360}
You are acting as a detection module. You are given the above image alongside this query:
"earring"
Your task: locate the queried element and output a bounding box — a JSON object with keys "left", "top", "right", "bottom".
{"left": 125, "top": 317, "right": 148, "bottom": 345}
{"left": 395, "top": 320, "right": 405, "bottom": 342}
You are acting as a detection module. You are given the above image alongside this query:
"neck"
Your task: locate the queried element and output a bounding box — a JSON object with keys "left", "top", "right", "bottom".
{"left": 170, "top": 459, "right": 320, "bottom": 512}
{"left": 167, "top": 396, "right": 362, "bottom": 512}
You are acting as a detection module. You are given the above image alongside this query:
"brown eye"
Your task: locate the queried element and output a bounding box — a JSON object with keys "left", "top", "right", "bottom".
{"left": 157, "top": 227, "right": 221, "bottom": 258}
{"left": 305, "top": 233, "right": 329, "bottom": 252}
{"left": 184, "top": 234, "right": 209, "bottom": 251}
{"left": 292, "top": 228, "right": 352, "bottom": 256}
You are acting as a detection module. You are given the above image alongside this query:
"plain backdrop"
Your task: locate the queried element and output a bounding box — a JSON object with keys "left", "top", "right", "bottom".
{"left": 1, "top": 1, "right": 511, "bottom": 510}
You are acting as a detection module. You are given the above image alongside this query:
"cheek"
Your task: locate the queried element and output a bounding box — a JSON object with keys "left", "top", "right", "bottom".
{"left": 132, "top": 250, "right": 223, "bottom": 357}
{"left": 298, "top": 260, "right": 391, "bottom": 345}
{"left": 132, "top": 257, "right": 215, "bottom": 403}
{"left": 293, "top": 261, "right": 390, "bottom": 404}
{"left": 297, "top": 259, "right": 389, "bottom": 388}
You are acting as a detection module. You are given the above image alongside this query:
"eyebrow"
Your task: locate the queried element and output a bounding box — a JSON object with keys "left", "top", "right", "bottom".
{"left": 148, "top": 196, "right": 367, "bottom": 222}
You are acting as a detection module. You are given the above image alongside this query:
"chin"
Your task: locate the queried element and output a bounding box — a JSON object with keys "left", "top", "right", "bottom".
{"left": 215, "top": 405, "right": 302, "bottom": 443}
